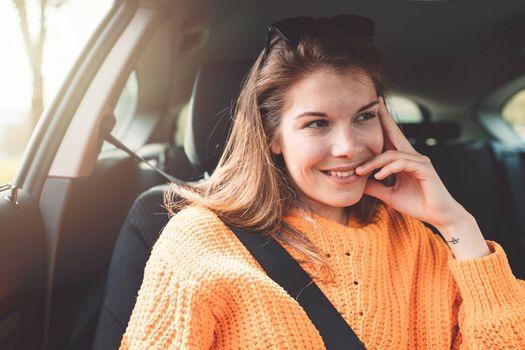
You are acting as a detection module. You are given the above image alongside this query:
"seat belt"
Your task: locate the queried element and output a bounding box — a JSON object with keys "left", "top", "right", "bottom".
{"left": 104, "top": 132, "right": 184, "bottom": 185}
{"left": 103, "top": 131, "right": 366, "bottom": 349}
{"left": 228, "top": 225, "right": 366, "bottom": 350}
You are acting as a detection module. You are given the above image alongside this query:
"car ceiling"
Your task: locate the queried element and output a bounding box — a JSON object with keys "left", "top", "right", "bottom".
{"left": 160, "top": 0, "right": 525, "bottom": 137}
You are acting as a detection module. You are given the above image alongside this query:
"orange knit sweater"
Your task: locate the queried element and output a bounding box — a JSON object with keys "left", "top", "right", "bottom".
{"left": 120, "top": 204, "right": 525, "bottom": 349}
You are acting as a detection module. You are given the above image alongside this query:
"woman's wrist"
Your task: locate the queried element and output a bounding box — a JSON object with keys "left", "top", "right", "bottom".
{"left": 434, "top": 210, "right": 492, "bottom": 260}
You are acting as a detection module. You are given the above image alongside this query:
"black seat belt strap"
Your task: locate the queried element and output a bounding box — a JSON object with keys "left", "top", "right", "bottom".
{"left": 102, "top": 130, "right": 185, "bottom": 186}
{"left": 227, "top": 225, "right": 366, "bottom": 350}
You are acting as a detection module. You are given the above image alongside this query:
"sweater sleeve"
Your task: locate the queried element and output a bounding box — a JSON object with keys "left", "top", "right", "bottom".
{"left": 446, "top": 240, "right": 525, "bottom": 349}
{"left": 119, "top": 217, "right": 217, "bottom": 350}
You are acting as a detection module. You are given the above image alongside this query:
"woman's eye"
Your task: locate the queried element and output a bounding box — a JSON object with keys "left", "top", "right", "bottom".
{"left": 356, "top": 112, "right": 377, "bottom": 122}
{"left": 306, "top": 120, "right": 329, "bottom": 128}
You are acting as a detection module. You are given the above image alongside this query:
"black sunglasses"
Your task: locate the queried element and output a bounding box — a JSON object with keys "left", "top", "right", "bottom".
{"left": 259, "top": 14, "right": 375, "bottom": 69}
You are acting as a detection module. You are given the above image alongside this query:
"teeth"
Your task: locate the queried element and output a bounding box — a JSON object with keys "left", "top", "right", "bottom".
{"left": 328, "top": 170, "right": 354, "bottom": 178}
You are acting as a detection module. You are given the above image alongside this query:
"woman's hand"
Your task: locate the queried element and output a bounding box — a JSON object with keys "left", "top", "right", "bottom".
{"left": 355, "top": 97, "right": 460, "bottom": 227}
{"left": 355, "top": 97, "right": 491, "bottom": 259}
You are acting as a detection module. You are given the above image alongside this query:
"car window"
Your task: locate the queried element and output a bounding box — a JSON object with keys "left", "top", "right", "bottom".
{"left": 502, "top": 89, "right": 525, "bottom": 141}
{"left": 175, "top": 102, "right": 191, "bottom": 146}
{"left": 0, "top": 0, "right": 113, "bottom": 185}
{"left": 102, "top": 70, "right": 140, "bottom": 151}
{"left": 386, "top": 95, "right": 424, "bottom": 123}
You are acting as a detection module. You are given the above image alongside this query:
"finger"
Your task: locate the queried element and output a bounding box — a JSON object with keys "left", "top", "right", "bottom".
{"left": 363, "top": 179, "right": 394, "bottom": 203}
{"left": 373, "top": 158, "right": 428, "bottom": 180}
{"left": 355, "top": 150, "right": 427, "bottom": 176}
{"left": 379, "top": 97, "right": 416, "bottom": 153}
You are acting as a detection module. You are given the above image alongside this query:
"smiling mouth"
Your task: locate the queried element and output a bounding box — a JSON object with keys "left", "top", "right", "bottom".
{"left": 321, "top": 170, "right": 355, "bottom": 178}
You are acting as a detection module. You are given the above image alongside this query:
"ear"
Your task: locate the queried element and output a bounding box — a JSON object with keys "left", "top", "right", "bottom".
{"left": 270, "top": 138, "right": 282, "bottom": 155}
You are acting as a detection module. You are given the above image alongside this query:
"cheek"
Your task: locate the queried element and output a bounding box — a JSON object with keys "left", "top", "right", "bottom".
{"left": 285, "top": 142, "right": 324, "bottom": 169}
{"left": 280, "top": 136, "right": 326, "bottom": 174}
{"left": 370, "top": 124, "right": 384, "bottom": 154}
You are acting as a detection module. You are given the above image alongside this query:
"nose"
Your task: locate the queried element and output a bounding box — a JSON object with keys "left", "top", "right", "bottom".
{"left": 330, "top": 126, "right": 363, "bottom": 158}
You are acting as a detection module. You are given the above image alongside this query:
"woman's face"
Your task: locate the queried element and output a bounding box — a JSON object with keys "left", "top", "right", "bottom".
{"left": 271, "top": 68, "right": 384, "bottom": 223}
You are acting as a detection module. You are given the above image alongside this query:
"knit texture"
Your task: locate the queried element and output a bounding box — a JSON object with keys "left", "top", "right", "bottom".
{"left": 120, "top": 204, "right": 525, "bottom": 349}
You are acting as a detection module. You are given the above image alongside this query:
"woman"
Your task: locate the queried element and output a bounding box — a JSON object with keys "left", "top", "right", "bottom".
{"left": 121, "top": 15, "right": 525, "bottom": 349}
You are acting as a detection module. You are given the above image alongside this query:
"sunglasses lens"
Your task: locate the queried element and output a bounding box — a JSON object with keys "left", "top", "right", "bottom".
{"left": 271, "top": 16, "right": 316, "bottom": 43}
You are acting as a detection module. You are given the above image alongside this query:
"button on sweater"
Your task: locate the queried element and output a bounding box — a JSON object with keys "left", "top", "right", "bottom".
{"left": 120, "top": 204, "right": 525, "bottom": 349}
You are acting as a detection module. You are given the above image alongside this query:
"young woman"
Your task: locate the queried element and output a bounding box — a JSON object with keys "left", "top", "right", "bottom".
{"left": 121, "top": 15, "right": 525, "bottom": 349}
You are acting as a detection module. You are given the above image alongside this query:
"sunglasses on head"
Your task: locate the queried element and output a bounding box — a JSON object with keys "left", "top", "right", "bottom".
{"left": 259, "top": 14, "right": 375, "bottom": 69}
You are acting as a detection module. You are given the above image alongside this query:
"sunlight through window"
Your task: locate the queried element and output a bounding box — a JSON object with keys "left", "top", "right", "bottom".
{"left": 502, "top": 89, "right": 525, "bottom": 141}
{"left": 0, "top": 0, "right": 113, "bottom": 184}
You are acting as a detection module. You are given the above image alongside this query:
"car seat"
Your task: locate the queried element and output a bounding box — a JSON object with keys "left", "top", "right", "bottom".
{"left": 91, "top": 59, "right": 253, "bottom": 349}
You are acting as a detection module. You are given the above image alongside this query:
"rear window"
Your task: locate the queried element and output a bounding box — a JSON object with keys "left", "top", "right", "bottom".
{"left": 502, "top": 89, "right": 525, "bottom": 141}
{"left": 386, "top": 95, "right": 424, "bottom": 123}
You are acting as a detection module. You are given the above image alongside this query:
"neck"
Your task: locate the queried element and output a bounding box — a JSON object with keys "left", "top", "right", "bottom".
{"left": 304, "top": 201, "right": 348, "bottom": 225}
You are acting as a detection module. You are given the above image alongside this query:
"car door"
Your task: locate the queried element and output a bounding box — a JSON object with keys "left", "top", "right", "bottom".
{"left": 0, "top": 1, "right": 142, "bottom": 349}
{"left": 0, "top": 184, "right": 46, "bottom": 350}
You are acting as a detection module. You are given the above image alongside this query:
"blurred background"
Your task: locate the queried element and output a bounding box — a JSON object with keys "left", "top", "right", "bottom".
{"left": 1, "top": 1, "right": 524, "bottom": 185}
{"left": 0, "top": 0, "right": 113, "bottom": 184}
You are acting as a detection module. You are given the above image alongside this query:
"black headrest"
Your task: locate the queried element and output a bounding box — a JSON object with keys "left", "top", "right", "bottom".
{"left": 184, "top": 59, "right": 254, "bottom": 174}
{"left": 401, "top": 121, "right": 462, "bottom": 144}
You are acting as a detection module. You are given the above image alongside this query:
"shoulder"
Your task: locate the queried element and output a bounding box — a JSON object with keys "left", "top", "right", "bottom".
{"left": 160, "top": 206, "right": 230, "bottom": 243}
{"left": 164, "top": 205, "right": 226, "bottom": 238}
{"left": 150, "top": 206, "right": 259, "bottom": 275}
{"left": 148, "top": 206, "right": 231, "bottom": 270}
{"left": 143, "top": 206, "right": 264, "bottom": 302}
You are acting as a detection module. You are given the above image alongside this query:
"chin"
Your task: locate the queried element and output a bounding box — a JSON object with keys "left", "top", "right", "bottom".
{"left": 321, "top": 192, "right": 364, "bottom": 208}
{"left": 330, "top": 199, "right": 362, "bottom": 208}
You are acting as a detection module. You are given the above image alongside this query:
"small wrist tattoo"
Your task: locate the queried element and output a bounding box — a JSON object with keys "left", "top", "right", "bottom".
{"left": 446, "top": 237, "right": 460, "bottom": 245}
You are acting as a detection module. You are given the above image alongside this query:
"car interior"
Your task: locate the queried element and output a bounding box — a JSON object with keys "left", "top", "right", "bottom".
{"left": 1, "top": 0, "right": 525, "bottom": 349}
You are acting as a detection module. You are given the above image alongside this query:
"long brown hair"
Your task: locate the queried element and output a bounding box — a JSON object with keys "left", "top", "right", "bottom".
{"left": 166, "top": 30, "right": 389, "bottom": 279}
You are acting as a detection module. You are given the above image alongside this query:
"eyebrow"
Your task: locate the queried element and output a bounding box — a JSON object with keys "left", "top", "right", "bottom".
{"left": 295, "top": 100, "right": 380, "bottom": 120}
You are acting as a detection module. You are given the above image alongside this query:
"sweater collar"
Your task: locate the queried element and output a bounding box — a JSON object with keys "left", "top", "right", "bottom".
{"left": 283, "top": 203, "right": 387, "bottom": 241}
